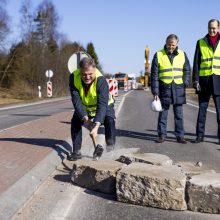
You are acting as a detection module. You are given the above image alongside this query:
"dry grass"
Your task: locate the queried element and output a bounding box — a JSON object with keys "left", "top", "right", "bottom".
{"left": 0, "top": 88, "right": 33, "bottom": 107}
{"left": 0, "top": 98, "right": 23, "bottom": 105}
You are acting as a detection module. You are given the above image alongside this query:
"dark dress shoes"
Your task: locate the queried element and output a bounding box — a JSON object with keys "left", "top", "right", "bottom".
{"left": 67, "top": 151, "right": 82, "bottom": 161}
{"left": 193, "top": 136, "right": 204, "bottom": 143}
{"left": 176, "top": 136, "right": 187, "bottom": 144}
{"left": 156, "top": 136, "right": 165, "bottom": 143}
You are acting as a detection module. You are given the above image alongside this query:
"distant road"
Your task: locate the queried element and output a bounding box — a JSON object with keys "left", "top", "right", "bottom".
{"left": 0, "top": 97, "right": 73, "bottom": 131}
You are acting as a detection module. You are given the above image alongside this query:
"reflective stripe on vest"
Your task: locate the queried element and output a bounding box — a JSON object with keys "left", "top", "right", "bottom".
{"left": 157, "top": 49, "right": 185, "bottom": 84}
{"left": 199, "top": 38, "right": 220, "bottom": 76}
{"left": 73, "top": 68, "right": 114, "bottom": 117}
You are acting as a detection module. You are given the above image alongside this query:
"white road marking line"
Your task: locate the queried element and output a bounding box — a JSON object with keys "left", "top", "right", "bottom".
{"left": 0, "top": 97, "right": 70, "bottom": 111}
{"left": 187, "top": 102, "right": 216, "bottom": 114}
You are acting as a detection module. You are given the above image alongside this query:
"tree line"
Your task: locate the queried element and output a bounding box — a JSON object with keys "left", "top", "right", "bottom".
{"left": 0, "top": 0, "right": 102, "bottom": 98}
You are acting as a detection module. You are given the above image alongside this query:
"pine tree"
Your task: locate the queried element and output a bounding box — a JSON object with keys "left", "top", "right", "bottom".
{"left": 86, "top": 42, "right": 98, "bottom": 63}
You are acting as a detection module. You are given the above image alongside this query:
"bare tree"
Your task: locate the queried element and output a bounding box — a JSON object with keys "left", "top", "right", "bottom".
{"left": 19, "top": 0, "right": 34, "bottom": 42}
{"left": 0, "top": 0, "right": 9, "bottom": 50}
{"left": 33, "top": 0, "right": 59, "bottom": 45}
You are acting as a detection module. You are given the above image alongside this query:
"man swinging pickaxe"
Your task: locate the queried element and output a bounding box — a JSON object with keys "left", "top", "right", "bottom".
{"left": 67, "top": 54, "right": 116, "bottom": 161}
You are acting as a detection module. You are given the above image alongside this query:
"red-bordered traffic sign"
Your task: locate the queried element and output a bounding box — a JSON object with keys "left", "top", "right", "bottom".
{"left": 47, "top": 81, "right": 52, "bottom": 97}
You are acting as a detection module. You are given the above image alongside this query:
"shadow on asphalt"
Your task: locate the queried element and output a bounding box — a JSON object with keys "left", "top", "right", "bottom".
{"left": 0, "top": 138, "right": 71, "bottom": 161}
{"left": 60, "top": 121, "right": 71, "bottom": 124}
{"left": 98, "top": 127, "right": 179, "bottom": 143}
{"left": 146, "top": 129, "right": 218, "bottom": 139}
{"left": 9, "top": 114, "right": 51, "bottom": 117}
{"left": 98, "top": 127, "right": 177, "bottom": 143}
{"left": 53, "top": 173, "right": 71, "bottom": 183}
{"left": 98, "top": 127, "right": 219, "bottom": 145}
{"left": 84, "top": 188, "right": 116, "bottom": 201}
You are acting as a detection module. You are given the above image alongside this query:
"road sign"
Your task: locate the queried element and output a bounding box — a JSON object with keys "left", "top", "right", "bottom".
{"left": 67, "top": 52, "right": 91, "bottom": 73}
{"left": 45, "top": 70, "right": 54, "bottom": 78}
{"left": 47, "top": 81, "right": 52, "bottom": 97}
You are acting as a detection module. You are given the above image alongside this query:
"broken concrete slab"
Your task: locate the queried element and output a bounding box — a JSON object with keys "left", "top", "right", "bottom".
{"left": 101, "top": 148, "right": 140, "bottom": 160}
{"left": 186, "top": 172, "right": 220, "bottom": 214}
{"left": 177, "top": 161, "right": 216, "bottom": 178}
{"left": 116, "top": 153, "right": 173, "bottom": 166}
{"left": 116, "top": 163, "right": 187, "bottom": 210}
{"left": 133, "top": 153, "right": 173, "bottom": 166}
{"left": 71, "top": 159, "right": 125, "bottom": 194}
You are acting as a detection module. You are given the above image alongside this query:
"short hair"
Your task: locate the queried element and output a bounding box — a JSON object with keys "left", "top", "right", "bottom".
{"left": 79, "top": 57, "right": 96, "bottom": 69}
{"left": 208, "top": 19, "right": 220, "bottom": 27}
{"left": 166, "top": 34, "right": 179, "bottom": 43}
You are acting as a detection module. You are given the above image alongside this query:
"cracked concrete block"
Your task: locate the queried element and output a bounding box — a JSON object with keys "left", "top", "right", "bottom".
{"left": 116, "top": 163, "right": 187, "bottom": 210}
{"left": 71, "top": 159, "right": 125, "bottom": 194}
{"left": 186, "top": 172, "right": 220, "bottom": 213}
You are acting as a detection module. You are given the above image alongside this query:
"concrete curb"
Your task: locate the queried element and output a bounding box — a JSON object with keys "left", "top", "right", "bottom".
{"left": 0, "top": 91, "right": 132, "bottom": 220}
{"left": 0, "top": 140, "right": 71, "bottom": 220}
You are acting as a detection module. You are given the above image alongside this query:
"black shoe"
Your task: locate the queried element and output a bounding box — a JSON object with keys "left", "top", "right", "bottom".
{"left": 93, "top": 144, "right": 104, "bottom": 160}
{"left": 67, "top": 152, "right": 82, "bottom": 161}
{"left": 176, "top": 136, "right": 187, "bottom": 144}
{"left": 193, "top": 136, "right": 204, "bottom": 143}
{"left": 156, "top": 136, "right": 165, "bottom": 143}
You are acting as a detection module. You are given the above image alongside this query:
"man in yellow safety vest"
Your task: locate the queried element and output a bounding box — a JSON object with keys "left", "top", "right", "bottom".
{"left": 151, "top": 34, "right": 191, "bottom": 143}
{"left": 193, "top": 19, "right": 220, "bottom": 144}
{"left": 68, "top": 57, "right": 116, "bottom": 160}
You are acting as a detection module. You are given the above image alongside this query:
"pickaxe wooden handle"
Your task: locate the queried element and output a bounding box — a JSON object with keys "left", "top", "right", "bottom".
{"left": 90, "top": 133, "right": 97, "bottom": 149}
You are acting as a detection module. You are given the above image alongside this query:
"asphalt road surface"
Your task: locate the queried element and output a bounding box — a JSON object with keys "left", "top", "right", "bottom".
{"left": 13, "top": 90, "right": 220, "bottom": 220}
{"left": 0, "top": 98, "right": 73, "bottom": 131}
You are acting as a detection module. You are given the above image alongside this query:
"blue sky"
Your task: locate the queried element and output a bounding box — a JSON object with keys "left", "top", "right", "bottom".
{"left": 6, "top": 0, "right": 220, "bottom": 75}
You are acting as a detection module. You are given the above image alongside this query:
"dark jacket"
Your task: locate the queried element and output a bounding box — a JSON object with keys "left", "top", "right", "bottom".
{"left": 69, "top": 73, "right": 115, "bottom": 124}
{"left": 151, "top": 46, "right": 191, "bottom": 107}
{"left": 193, "top": 34, "right": 220, "bottom": 95}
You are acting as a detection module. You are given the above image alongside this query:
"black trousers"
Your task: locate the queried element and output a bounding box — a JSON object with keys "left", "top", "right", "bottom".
{"left": 196, "top": 89, "right": 220, "bottom": 139}
{"left": 71, "top": 114, "right": 116, "bottom": 153}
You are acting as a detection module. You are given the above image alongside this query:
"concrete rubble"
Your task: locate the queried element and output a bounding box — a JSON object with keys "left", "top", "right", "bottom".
{"left": 70, "top": 149, "right": 220, "bottom": 214}
{"left": 116, "top": 153, "right": 173, "bottom": 166}
{"left": 71, "top": 159, "right": 124, "bottom": 193}
{"left": 186, "top": 172, "right": 220, "bottom": 214}
{"left": 116, "top": 162, "right": 187, "bottom": 210}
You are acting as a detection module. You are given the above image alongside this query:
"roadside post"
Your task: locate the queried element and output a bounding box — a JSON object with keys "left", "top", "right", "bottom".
{"left": 45, "top": 69, "right": 53, "bottom": 98}
{"left": 38, "top": 86, "right": 42, "bottom": 98}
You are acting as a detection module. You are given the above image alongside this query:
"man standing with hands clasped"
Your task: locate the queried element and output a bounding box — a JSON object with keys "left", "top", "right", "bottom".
{"left": 193, "top": 19, "right": 220, "bottom": 144}
{"left": 151, "top": 34, "right": 191, "bottom": 143}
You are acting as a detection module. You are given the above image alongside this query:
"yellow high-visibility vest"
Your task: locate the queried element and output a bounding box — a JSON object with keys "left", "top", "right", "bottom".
{"left": 73, "top": 69, "right": 114, "bottom": 117}
{"left": 199, "top": 38, "right": 220, "bottom": 76}
{"left": 157, "top": 49, "right": 185, "bottom": 84}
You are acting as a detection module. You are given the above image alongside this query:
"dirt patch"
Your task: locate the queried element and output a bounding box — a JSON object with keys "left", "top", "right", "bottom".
{"left": 0, "top": 88, "right": 37, "bottom": 107}
{"left": 0, "top": 98, "right": 24, "bottom": 106}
